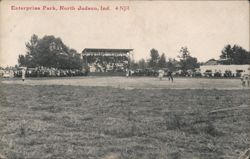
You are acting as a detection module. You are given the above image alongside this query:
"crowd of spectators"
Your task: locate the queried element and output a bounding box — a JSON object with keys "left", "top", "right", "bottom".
{"left": 1, "top": 65, "right": 246, "bottom": 79}
{"left": 129, "top": 68, "right": 245, "bottom": 78}
{"left": 86, "top": 56, "right": 129, "bottom": 73}
{"left": 0, "top": 66, "right": 86, "bottom": 78}
{"left": 130, "top": 69, "right": 159, "bottom": 76}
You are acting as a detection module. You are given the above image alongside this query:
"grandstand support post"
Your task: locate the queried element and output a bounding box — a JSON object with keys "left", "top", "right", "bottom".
{"left": 84, "top": 54, "right": 88, "bottom": 73}
{"left": 127, "top": 52, "right": 130, "bottom": 70}
{"left": 131, "top": 50, "right": 134, "bottom": 62}
{"left": 248, "top": 66, "right": 250, "bottom": 75}
{"left": 84, "top": 55, "right": 87, "bottom": 66}
{"left": 128, "top": 50, "right": 134, "bottom": 70}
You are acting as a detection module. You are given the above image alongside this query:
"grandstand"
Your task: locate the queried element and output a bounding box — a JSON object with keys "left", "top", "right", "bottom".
{"left": 82, "top": 48, "right": 133, "bottom": 76}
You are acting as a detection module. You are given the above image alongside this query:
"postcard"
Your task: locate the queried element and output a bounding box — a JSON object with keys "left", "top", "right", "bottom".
{"left": 0, "top": 0, "right": 249, "bottom": 159}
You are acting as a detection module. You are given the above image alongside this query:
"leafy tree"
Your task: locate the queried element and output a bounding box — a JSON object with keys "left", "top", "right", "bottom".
{"left": 138, "top": 58, "right": 147, "bottom": 70}
{"left": 130, "top": 59, "right": 139, "bottom": 70}
{"left": 18, "top": 55, "right": 27, "bottom": 67}
{"left": 166, "top": 58, "right": 179, "bottom": 71}
{"left": 178, "top": 47, "right": 199, "bottom": 72}
{"left": 184, "top": 56, "right": 199, "bottom": 70}
{"left": 178, "top": 46, "right": 190, "bottom": 60}
{"left": 158, "top": 53, "right": 167, "bottom": 68}
{"left": 18, "top": 34, "right": 39, "bottom": 67}
{"left": 18, "top": 35, "right": 83, "bottom": 69}
{"left": 220, "top": 44, "right": 250, "bottom": 64}
{"left": 148, "top": 48, "right": 160, "bottom": 69}
{"left": 25, "top": 34, "right": 38, "bottom": 58}
{"left": 220, "top": 44, "right": 234, "bottom": 65}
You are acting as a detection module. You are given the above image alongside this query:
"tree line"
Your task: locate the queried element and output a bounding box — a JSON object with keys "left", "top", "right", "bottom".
{"left": 131, "top": 46, "right": 200, "bottom": 74}
{"left": 131, "top": 44, "right": 250, "bottom": 72}
{"left": 219, "top": 44, "right": 250, "bottom": 65}
{"left": 18, "top": 35, "right": 250, "bottom": 71}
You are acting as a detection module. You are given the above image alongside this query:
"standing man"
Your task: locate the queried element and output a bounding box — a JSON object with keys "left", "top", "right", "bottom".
{"left": 126, "top": 68, "right": 130, "bottom": 78}
{"left": 21, "top": 68, "right": 26, "bottom": 82}
{"left": 241, "top": 74, "right": 250, "bottom": 87}
{"left": 158, "top": 69, "right": 164, "bottom": 80}
{"left": 168, "top": 70, "right": 173, "bottom": 82}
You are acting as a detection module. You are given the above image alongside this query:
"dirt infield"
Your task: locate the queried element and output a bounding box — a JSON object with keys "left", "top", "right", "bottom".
{"left": 1, "top": 77, "right": 247, "bottom": 90}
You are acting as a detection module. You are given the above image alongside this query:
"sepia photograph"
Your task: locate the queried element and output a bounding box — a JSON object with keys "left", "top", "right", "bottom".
{"left": 0, "top": 0, "right": 250, "bottom": 159}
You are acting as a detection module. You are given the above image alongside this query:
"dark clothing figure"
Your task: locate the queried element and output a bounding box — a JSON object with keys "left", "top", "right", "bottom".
{"left": 168, "top": 71, "right": 173, "bottom": 82}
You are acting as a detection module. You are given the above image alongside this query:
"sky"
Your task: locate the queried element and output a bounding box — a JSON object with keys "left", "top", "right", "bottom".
{"left": 0, "top": 0, "right": 249, "bottom": 67}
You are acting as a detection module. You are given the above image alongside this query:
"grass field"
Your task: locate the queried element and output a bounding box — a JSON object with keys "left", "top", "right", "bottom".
{"left": 0, "top": 77, "right": 249, "bottom": 159}
{"left": 1, "top": 77, "right": 246, "bottom": 90}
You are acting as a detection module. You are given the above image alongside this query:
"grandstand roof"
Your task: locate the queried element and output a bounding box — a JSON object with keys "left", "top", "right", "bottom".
{"left": 82, "top": 48, "right": 133, "bottom": 53}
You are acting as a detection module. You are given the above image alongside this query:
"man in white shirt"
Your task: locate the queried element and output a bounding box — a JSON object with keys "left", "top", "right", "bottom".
{"left": 21, "top": 69, "right": 26, "bottom": 82}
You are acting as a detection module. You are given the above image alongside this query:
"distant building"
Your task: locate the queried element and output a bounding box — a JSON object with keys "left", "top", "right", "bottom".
{"left": 204, "top": 59, "right": 218, "bottom": 66}
{"left": 82, "top": 48, "right": 133, "bottom": 75}
{"left": 200, "top": 64, "right": 250, "bottom": 77}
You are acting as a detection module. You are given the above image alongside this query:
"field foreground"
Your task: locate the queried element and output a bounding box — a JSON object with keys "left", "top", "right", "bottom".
{"left": 0, "top": 79, "right": 250, "bottom": 159}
